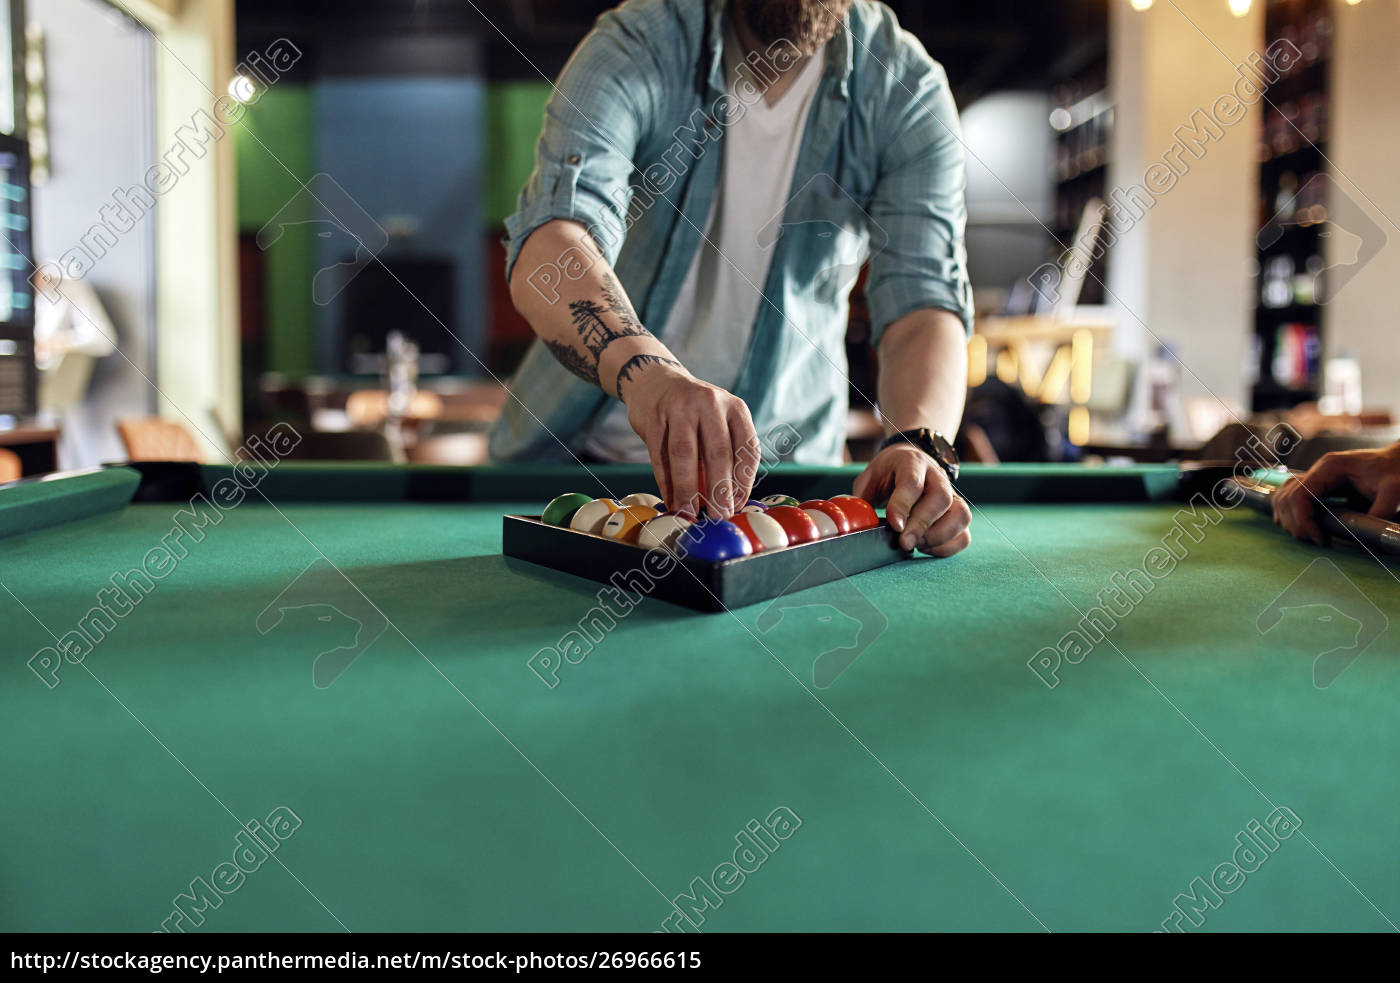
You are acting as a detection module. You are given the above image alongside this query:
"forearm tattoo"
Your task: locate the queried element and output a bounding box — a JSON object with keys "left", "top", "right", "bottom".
{"left": 615, "top": 353, "right": 683, "bottom": 398}
{"left": 544, "top": 338, "right": 600, "bottom": 386}
{"left": 600, "top": 271, "right": 645, "bottom": 333}
{"left": 545, "top": 275, "right": 655, "bottom": 390}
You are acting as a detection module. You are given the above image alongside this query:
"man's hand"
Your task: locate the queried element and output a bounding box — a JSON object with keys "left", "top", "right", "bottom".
{"left": 1273, "top": 442, "right": 1400, "bottom": 545}
{"left": 623, "top": 359, "right": 760, "bottom": 519}
{"left": 853, "top": 443, "right": 970, "bottom": 556}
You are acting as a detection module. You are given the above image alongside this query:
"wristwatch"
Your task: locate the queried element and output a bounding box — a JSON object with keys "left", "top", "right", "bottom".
{"left": 879, "top": 428, "right": 960, "bottom": 482}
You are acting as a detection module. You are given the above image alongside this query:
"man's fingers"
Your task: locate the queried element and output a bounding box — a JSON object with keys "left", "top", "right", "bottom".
{"left": 1369, "top": 477, "right": 1400, "bottom": 520}
{"left": 1298, "top": 453, "right": 1349, "bottom": 498}
{"left": 900, "top": 471, "right": 955, "bottom": 551}
{"left": 667, "top": 425, "right": 701, "bottom": 519}
{"left": 884, "top": 459, "right": 926, "bottom": 533}
{"left": 1286, "top": 486, "right": 1326, "bottom": 545}
{"left": 728, "top": 404, "right": 761, "bottom": 507}
{"left": 699, "top": 413, "right": 735, "bottom": 517}
{"left": 912, "top": 493, "right": 970, "bottom": 553}
{"left": 926, "top": 528, "right": 971, "bottom": 558}
{"left": 646, "top": 424, "right": 672, "bottom": 507}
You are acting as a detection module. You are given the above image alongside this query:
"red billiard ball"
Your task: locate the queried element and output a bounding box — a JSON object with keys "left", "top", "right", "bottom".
{"left": 763, "top": 505, "right": 821, "bottom": 545}
{"left": 800, "top": 499, "right": 853, "bottom": 536}
{"left": 829, "top": 495, "right": 879, "bottom": 531}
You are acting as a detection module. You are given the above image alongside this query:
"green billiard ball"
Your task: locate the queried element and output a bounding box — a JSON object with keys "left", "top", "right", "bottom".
{"left": 541, "top": 492, "right": 593, "bottom": 527}
{"left": 759, "top": 494, "right": 801, "bottom": 508}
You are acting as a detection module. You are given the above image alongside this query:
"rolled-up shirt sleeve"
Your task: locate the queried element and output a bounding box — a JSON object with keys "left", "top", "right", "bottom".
{"left": 503, "top": 12, "right": 660, "bottom": 282}
{"left": 864, "top": 52, "right": 974, "bottom": 347}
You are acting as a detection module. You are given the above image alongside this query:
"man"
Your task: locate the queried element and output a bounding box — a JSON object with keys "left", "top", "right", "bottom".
{"left": 491, "top": 0, "right": 974, "bottom": 556}
{"left": 1273, "top": 441, "right": 1400, "bottom": 544}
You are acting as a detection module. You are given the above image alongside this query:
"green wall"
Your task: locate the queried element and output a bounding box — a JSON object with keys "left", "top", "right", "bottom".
{"left": 235, "top": 86, "right": 317, "bottom": 375}
{"left": 235, "top": 81, "right": 550, "bottom": 375}
{"left": 484, "top": 82, "right": 552, "bottom": 227}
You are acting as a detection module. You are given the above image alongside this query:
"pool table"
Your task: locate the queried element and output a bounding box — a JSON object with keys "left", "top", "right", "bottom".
{"left": 2, "top": 461, "right": 1397, "bottom": 933}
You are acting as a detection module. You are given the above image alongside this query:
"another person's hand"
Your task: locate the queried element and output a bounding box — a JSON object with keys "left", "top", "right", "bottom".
{"left": 853, "top": 443, "right": 970, "bottom": 556}
{"left": 1272, "top": 442, "right": 1400, "bottom": 545}
{"left": 624, "top": 362, "right": 760, "bottom": 518}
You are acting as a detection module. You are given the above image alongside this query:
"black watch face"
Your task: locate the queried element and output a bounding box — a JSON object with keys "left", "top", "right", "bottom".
{"left": 926, "top": 431, "right": 959, "bottom": 479}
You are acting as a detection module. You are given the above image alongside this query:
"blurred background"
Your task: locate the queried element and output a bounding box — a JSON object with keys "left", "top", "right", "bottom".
{"left": 2, "top": 0, "right": 1398, "bottom": 481}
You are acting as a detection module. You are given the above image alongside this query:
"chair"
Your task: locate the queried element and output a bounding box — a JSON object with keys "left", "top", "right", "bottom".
{"left": 116, "top": 418, "right": 203, "bottom": 462}
{"left": 0, "top": 447, "right": 21, "bottom": 484}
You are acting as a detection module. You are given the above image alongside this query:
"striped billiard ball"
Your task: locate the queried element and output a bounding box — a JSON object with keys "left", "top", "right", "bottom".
{"left": 601, "top": 505, "right": 661, "bottom": 543}
{"left": 763, "top": 505, "right": 821, "bottom": 545}
{"left": 800, "top": 499, "right": 853, "bottom": 536}
{"left": 729, "top": 511, "right": 789, "bottom": 552}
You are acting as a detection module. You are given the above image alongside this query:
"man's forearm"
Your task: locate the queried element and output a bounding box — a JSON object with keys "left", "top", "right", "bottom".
{"left": 508, "top": 219, "right": 686, "bottom": 399}
{"left": 875, "top": 308, "right": 968, "bottom": 436}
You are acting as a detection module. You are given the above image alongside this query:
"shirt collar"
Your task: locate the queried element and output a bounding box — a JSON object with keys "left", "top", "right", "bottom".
{"left": 706, "top": 0, "right": 852, "bottom": 99}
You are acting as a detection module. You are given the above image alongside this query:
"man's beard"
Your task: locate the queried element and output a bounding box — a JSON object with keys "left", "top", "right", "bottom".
{"left": 735, "top": 0, "right": 853, "bottom": 58}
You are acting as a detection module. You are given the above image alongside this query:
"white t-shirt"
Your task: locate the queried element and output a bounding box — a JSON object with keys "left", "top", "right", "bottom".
{"left": 584, "top": 28, "right": 826, "bottom": 462}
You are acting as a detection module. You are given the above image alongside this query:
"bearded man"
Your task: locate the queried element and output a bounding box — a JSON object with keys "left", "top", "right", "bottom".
{"left": 493, "top": 0, "right": 974, "bottom": 556}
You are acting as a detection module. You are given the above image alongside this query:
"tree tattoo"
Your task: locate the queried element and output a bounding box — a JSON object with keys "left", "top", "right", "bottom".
{"left": 544, "top": 338, "right": 599, "bottom": 386}
{"left": 551, "top": 283, "right": 654, "bottom": 390}
{"left": 615, "top": 353, "right": 683, "bottom": 397}
{"left": 600, "top": 272, "right": 645, "bottom": 333}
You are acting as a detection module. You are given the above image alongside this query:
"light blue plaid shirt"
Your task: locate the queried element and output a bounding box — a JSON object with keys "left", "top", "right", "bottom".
{"left": 490, "top": 0, "right": 973, "bottom": 465}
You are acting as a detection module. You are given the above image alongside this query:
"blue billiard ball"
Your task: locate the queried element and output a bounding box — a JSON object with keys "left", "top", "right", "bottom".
{"left": 677, "top": 518, "right": 754, "bottom": 562}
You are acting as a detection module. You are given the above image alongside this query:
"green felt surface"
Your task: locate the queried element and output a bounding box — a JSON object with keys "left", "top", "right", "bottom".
{"left": 2, "top": 468, "right": 1398, "bottom": 932}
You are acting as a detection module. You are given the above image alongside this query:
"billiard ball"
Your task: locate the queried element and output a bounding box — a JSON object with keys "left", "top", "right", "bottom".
{"left": 763, "top": 505, "right": 821, "bottom": 545}
{"left": 541, "top": 491, "right": 593, "bottom": 527}
{"left": 601, "top": 505, "right": 661, "bottom": 543}
{"left": 730, "top": 511, "right": 788, "bottom": 552}
{"left": 569, "top": 497, "right": 622, "bottom": 534}
{"left": 620, "top": 492, "right": 664, "bottom": 510}
{"left": 829, "top": 494, "right": 879, "bottom": 531}
{"left": 800, "top": 499, "right": 853, "bottom": 536}
{"left": 801, "top": 506, "right": 839, "bottom": 538}
{"left": 676, "top": 518, "right": 753, "bottom": 562}
{"left": 760, "top": 494, "right": 800, "bottom": 508}
{"left": 637, "top": 514, "right": 692, "bottom": 552}
{"left": 740, "top": 500, "right": 768, "bottom": 513}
